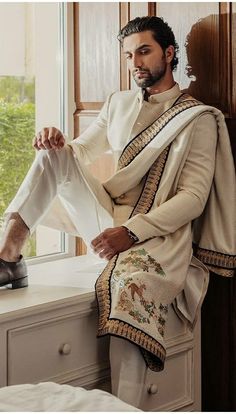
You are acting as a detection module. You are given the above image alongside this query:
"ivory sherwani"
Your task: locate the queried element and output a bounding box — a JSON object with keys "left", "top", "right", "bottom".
{"left": 6, "top": 83, "right": 235, "bottom": 373}
{"left": 70, "top": 84, "right": 217, "bottom": 229}
{"left": 69, "top": 83, "right": 235, "bottom": 371}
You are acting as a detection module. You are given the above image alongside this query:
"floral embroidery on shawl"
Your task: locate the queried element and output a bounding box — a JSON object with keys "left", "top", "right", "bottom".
{"left": 113, "top": 249, "right": 165, "bottom": 276}
{"left": 111, "top": 249, "right": 168, "bottom": 336}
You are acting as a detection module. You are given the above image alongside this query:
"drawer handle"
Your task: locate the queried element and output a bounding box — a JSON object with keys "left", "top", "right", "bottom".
{"left": 59, "top": 343, "right": 71, "bottom": 355}
{"left": 147, "top": 384, "right": 158, "bottom": 395}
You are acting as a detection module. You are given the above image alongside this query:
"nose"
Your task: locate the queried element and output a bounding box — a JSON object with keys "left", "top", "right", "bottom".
{"left": 134, "top": 53, "right": 143, "bottom": 68}
{"left": 129, "top": 54, "right": 143, "bottom": 71}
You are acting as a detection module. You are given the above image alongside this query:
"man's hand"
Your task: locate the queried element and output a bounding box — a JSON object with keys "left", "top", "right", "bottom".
{"left": 91, "top": 226, "right": 135, "bottom": 261}
{"left": 33, "top": 127, "right": 65, "bottom": 151}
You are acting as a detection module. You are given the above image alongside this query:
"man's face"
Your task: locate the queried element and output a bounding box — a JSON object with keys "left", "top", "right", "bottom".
{"left": 123, "top": 30, "right": 168, "bottom": 88}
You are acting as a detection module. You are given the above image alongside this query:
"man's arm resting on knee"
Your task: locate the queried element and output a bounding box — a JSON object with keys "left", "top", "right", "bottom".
{"left": 33, "top": 94, "right": 112, "bottom": 164}
{"left": 33, "top": 126, "right": 66, "bottom": 150}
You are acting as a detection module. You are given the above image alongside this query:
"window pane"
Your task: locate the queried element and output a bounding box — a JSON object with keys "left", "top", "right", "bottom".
{"left": 0, "top": 3, "right": 66, "bottom": 258}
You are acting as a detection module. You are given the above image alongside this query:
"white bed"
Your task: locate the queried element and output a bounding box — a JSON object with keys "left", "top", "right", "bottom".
{"left": 0, "top": 382, "right": 140, "bottom": 412}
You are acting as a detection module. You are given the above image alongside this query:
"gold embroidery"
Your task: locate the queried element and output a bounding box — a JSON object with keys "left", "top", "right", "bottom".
{"left": 207, "top": 265, "right": 235, "bottom": 278}
{"left": 97, "top": 317, "right": 166, "bottom": 372}
{"left": 132, "top": 146, "right": 170, "bottom": 217}
{"left": 195, "top": 246, "right": 236, "bottom": 270}
{"left": 118, "top": 98, "right": 201, "bottom": 170}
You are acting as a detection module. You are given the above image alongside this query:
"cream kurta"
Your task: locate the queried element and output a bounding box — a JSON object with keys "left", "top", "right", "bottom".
{"left": 71, "top": 85, "right": 233, "bottom": 370}
{"left": 92, "top": 90, "right": 235, "bottom": 371}
{"left": 5, "top": 82, "right": 235, "bottom": 371}
{"left": 70, "top": 84, "right": 217, "bottom": 235}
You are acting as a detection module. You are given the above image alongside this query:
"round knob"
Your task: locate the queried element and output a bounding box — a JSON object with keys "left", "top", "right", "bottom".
{"left": 59, "top": 343, "right": 71, "bottom": 355}
{"left": 147, "top": 383, "right": 158, "bottom": 395}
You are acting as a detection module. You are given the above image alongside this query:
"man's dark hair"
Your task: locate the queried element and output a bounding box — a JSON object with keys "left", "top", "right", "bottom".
{"left": 118, "top": 16, "right": 179, "bottom": 71}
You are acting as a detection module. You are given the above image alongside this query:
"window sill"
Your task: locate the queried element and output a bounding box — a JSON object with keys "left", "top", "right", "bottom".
{"left": 28, "top": 254, "right": 107, "bottom": 289}
{"left": 0, "top": 255, "right": 107, "bottom": 320}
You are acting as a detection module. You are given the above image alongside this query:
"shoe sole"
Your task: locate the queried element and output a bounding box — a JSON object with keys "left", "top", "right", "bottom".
{"left": 0, "top": 276, "right": 28, "bottom": 290}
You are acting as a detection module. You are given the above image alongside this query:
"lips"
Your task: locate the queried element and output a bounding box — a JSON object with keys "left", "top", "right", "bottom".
{"left": 135, "top": 71, "right": 150, "bottom": 78}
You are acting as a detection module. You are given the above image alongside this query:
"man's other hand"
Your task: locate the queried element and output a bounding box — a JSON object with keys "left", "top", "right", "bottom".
{"left": 91, "top": 226, "right": 135, "bottom": 261}
{"left": 33, "top": 127, "right": 65, "bottom": 150}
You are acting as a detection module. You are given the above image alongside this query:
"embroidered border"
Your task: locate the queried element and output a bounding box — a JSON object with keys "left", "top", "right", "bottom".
{"left": 96, "top": 139, "right": 171, "bottom": 372}
{"left": 118, "top": 98, "right": 201, "bottom": 170}
{"left": 131, "top": 145, "right": 170, "bottom": 217}
{"left": 195, "top": 246, "right": 236, "bottom": 269}
{"left": 206, "top": 265, "right": 235, "bottom": 278}
{"left": 95, "top": 257, "right": 166, "bottom": 372}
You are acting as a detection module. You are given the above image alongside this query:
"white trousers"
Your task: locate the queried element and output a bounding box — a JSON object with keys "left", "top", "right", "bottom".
{"left": 5, "top": 146, "right": 148, "bottom": 407}
{"left": 110, "top": 336, "right": 148, "bottom": 407}
{"left": 6, "top": 146, "right": 113, "bottom": 245}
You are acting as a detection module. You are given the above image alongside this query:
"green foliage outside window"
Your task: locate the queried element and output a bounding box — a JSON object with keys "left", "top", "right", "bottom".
{"left": 0, "top": 76, "right": 35, "bottom": 104}
{"left": 0, "top": 76, "right": 36, "bottom": 256}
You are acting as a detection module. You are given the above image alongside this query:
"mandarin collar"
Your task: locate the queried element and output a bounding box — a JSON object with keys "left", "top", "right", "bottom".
{"left": 137, "top": 83, "right": 181, "bottom": 104}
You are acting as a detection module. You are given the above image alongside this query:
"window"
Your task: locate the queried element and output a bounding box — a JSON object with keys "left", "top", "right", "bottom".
{"left": 0, "top": 3, "right": 75, "bottom": 262}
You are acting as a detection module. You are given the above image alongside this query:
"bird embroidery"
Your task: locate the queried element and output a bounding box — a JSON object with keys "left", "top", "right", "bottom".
{"left": 128, "top": 282, "right": 146, "bottom": 301}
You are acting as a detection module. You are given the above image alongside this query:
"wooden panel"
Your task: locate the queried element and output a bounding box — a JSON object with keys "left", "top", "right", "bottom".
{"left": 119, "top": 3, "right": 130, "bottom": 91}
{"left": 130, "top": 2, "right": 148, "bottom": 19}
{"left": 219, "top": 2, "right": 231, "bottom": 115}
{"left": 148, "top": 3, "right": 156, "bottom": 17}
{"left": 232, "top": 3, "right": 236, "bottom": 117}
{"left": 76, "top": 102, "right": 103, "bottom": 111}
{"left": 74, "top": 110, "right": 99, "bottom": 137}
{"left": 74, "top": 2, "right": 120, "bottom": 103}
{"left": 157, "top": 3, "right": 220, "bottom": 106}
{"left": 225, "top": 119, "right": 236, "bottom": 165}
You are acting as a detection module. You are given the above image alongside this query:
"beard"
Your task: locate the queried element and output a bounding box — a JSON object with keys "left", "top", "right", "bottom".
{"left": 133, "top": 61, "right": 167, "bottom": 88}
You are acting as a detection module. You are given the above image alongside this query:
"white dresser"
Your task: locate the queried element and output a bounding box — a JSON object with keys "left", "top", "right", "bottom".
{"left": 0, "top": 256, "right": 201, "bottom": 411}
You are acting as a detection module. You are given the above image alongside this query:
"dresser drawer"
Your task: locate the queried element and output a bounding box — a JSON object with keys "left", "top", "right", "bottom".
{"left": 7, "top": 310, "right": 109, "bottom": 385}
{"left": 140, "top": 348, "right": 194, "bottom": 411}
{"left": 165, "top": 304, "right": 191, "bottom": 342}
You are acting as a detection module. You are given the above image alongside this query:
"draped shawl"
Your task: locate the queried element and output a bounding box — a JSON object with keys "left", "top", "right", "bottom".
{"left": 95, "top": 94, "right": 236, "bottom": 372}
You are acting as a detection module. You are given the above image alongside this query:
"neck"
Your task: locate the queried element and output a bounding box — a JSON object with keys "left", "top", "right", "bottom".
{"left": 146, "top": 74, "right": 175, "bottom": 96}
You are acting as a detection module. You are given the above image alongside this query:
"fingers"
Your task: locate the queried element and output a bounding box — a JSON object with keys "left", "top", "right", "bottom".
{"left": 98, "top": 248, "right": 115, "bottom": 260}
{"left": 91, "top": 229, "right": 116, "bottom": 260}
{"left": 91, "top": 226, "right": 135, "bottom": 261}
{"left": 91, "top": 242, "right": 116, "bottom": 260}
{"left": 32, "top": 127, "right": 65, "bottom": 151}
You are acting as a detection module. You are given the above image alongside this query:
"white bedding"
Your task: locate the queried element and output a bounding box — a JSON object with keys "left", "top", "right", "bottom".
{"left": 0, "top": 382, "right": 140, "bottom": 412}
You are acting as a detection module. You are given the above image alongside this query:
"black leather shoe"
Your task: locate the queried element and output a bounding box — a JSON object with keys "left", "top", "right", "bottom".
{"left": 0, "top": 256, "right": 28, "bottom": 289}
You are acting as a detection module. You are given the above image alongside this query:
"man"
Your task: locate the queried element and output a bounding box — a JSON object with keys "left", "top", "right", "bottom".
{"left": 0, "top": 16, "right": 235, "bottom": 407}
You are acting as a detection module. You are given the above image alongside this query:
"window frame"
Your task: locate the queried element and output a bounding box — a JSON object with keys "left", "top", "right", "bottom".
{"left": 26, "top": 2, "right": 76, "bottom": 265}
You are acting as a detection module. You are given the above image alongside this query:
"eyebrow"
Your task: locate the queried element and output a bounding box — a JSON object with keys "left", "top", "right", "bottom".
{"left": 123, "top": 43, "right": 152, "bottom": 54}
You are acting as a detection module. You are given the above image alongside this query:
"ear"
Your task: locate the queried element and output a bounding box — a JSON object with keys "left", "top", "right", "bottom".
{"left": 165, "top": 45, "right": 175, "bottom": 64}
